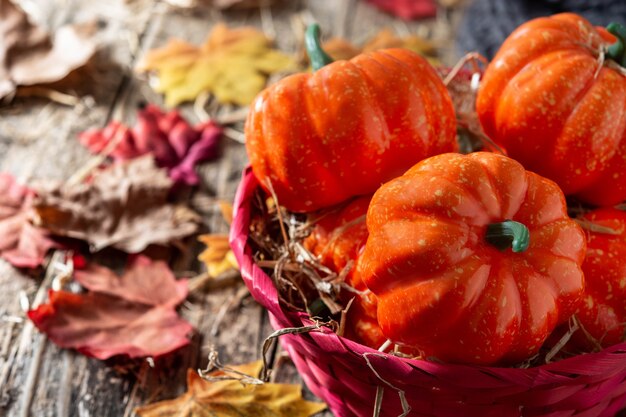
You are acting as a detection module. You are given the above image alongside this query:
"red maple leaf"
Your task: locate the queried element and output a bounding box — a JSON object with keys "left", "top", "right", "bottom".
{"left": 0, "top": 173, "right": 56, "bottom": 268}
{"left": 78, "top": 105, "right": 222, "bottom": 185}
{"left": 27, "top": 255, "right": 193, "bottom": 359}
{"left": 365, "top": 0, "right": 437, "bottom": 20}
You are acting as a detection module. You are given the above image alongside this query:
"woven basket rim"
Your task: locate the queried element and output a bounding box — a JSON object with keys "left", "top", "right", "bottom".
{"left": 230, "top": 166, "right": 626, "bottom": 382}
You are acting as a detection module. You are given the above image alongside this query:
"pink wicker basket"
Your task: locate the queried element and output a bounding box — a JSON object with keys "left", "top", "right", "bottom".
{"left": 230, "top": 167, "right": 626, "bottom": 417}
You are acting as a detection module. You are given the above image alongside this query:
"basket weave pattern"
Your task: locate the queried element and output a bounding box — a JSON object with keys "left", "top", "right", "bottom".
{"left": 230, "top": 168, "right": 626, "bottom": 417}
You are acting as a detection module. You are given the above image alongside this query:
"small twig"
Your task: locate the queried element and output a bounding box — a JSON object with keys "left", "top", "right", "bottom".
{"left": 17, "top": 87, "right": 79, "bottom": 106}
{"left": 194, "top": 91, "right": 212, "bottom": 122}
{"left": 209, "top": 285, "right": 249, "bottom": 337}
{"left": 545, "top": 317, "right": 580, "bottom": 363}
{"left": 222, "top": 127, "right": 246, "bottom": 144}
{"left": 199, "top": 350, "right": 264, "bottom": 385}
{"left": 260, "top": 0, "right": 276, "bottom": 40}
{"left": 261, "top": 324, "right": 327, "bottom": 381}
{"left": 373, "top": 385, "right": 384, "bottom": 417}
{"left": 443, "top": 52, "right": 488, "bottom": 86}
{"left": 264, "top": 178, "right": 289, "bottom": 249}
{"left": 363, "top": 353, "right": 411, "bottom": 417}
{"left": 216, "top": 106, "right": 249, "bottom": 125}
{"left": 187, "top": 269, "right": 241, "bottom": 294}
{"left": 575, "top": 218, "right": 621, "bottom": 235}
{"left": 377, "top": 339, "right": 392, "bottom": 353}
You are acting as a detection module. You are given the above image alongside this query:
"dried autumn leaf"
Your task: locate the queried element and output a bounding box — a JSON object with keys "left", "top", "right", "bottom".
{"left": 322, "top": 28, "right": 439, "bottom": 65}
{"left": 135, "top": 361, "right": 326, "bottom": 417}
{"left": 33, "top": 156, "right": 200, "bottom": 253}
{"left": 162, "top": 0, "right": 282, "bottom": 9}
{"left": 198, "top": 234, "right": 238, "bottom": 278}
{"left": 365, "top": 0, "right": 437, "bottom": 20}
{"left": 79, "top": 105, "right": 222, "bottom": 185}
{"left": 136, "top": 23, "right": 295, "bottom": 106}
{"left": 27, "top": 255, "right": 193, "bottom": 359}
{"left": 0, "top": 0, "right": 96, "bottom": 99}
{"left": 0, "top": 173, "right": 56, "bottom": 268}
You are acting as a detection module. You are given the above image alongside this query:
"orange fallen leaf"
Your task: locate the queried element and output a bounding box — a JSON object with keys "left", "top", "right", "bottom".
{"left": 137, "top": 23, "right": 295, "bottom": 106}
{"left": 322, "top": 28, "right": 439, "bottom": 65}
{"left": 198, "top": 234, "right": 238, "bottom": 278}
{"left": 135, "top": 361, "right": 326, "bottom": 417}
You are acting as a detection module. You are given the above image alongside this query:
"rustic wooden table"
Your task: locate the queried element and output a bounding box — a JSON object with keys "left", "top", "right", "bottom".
{"left": 0, "top": 1, "right": 459, "bottom": 416}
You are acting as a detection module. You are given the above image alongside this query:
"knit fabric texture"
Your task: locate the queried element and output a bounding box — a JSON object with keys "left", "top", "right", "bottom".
{"left": 456, "top": 0, "right": 626, "bottom": 59}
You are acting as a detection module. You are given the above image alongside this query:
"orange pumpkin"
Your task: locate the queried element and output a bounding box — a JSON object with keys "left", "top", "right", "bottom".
{"left": 303, "top": 197, "right": 386, "bottom": 349}
{"left": 575, "top": 208, "right": 626, "bottom": 349}
{"left": 246, "top": 25, "right": 457, "bottom": 212}
{"left": 477, "top": 13, "right": 626, "bottom": 206}
{"left": 356, "top": 152, "right": 586, "bottom": 365}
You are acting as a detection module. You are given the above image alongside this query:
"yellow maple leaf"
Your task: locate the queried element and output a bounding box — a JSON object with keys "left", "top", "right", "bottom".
{"left": 137, "top": 23, "right": 295, "bottom": 106}
{"left": 135, "top": 361, "right": 327, "bottom": 417}
{"left": 198, "top": 234, "right": 239, "bottom": 278}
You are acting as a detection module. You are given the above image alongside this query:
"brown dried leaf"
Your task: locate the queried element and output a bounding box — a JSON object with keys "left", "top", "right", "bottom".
{"left": 33, "top": 156, "right": 200, "bottom": 253}
{"left": 0, "top": 0, "right": 96, "bottom": 99}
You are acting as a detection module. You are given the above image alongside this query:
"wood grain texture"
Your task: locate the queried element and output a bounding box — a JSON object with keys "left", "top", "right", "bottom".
{"left": 0, "top": 1, "right": 451, "bottom": 416}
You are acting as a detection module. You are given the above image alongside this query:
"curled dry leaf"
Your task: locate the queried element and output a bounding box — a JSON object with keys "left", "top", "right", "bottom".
{"left": 33, "top": 156, "right": 200, "bottom": 253}
{"left": 198, "top": 201, "right": 238, "bottom": 277}
{"left": 0, "top": 173, "right": 56, "bottom": 268}
{"left": 0, "top": 0, "right": 96, "bottom": 99}
{"left": 322, "top": 28, "right": 439, "bottom": 64}
{"left": 198, "top": 234, "right": 238, "bottom": 278}
{"left": 27, "top": 255, "right": 193, "bottom": 359}
{"left": 161, "top": 0, "right": 282, "bottom": 9}
{"left": 135, "top": 361, "right": 326, "bottom": 417}
{"left": 79, "top": 104, "right": 222, "bottom": 185}
{"left": 365, "top": 0, "right": 437, "bottom": 20}
{"left": 136, "top": 23, "right": 295, "bottom": 106}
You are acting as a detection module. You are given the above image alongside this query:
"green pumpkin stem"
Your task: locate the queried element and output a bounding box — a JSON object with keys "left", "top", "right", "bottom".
{"left": 485, "top": 220, "right": 530, "bottom": 253}
{"left": 305, "top": 24, "right": 333, "bottom": 72}
{"left": 607, "top": 23, "right": 626, "bottom": 67}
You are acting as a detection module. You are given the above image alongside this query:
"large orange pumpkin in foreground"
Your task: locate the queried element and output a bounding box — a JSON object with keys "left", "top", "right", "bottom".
{"left": 477, "top": 13, "right": 626, "bottom": 206}
{"left": 246, "top": 25, "right": 457, "bottom": 212}
{"left": 356, "top": 152, "right": 586, "bottom": 365}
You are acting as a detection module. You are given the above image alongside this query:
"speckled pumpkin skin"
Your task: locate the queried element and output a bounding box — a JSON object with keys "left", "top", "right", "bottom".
{"left": 303, "top": 197, "right": 387, "bottom": 349}
{"left": 356, "top": 152, "right": 586, "bottom": 365}
{"left": 477, "top": 13, "right": 626, "bottom": 206}
{"left": 576, "top": 208, "right": 626, "bottom": 348}
{"left": 245, "top": 48, "right": 457, "bottom": 212}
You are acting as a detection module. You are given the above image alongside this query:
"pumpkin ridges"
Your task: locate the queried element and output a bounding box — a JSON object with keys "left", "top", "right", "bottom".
{"left": 246, "top": 46, "right": 457, "bottom": 212}
{"left": 545, "top": 68, "right": 626, "bottom": 194}
{"left": 491, "top": 51, "right": 598, "bottom": 177}
{"left": 357, "top": 152, "right": 586, "bottom": 365}
{"left": 469, "top": 153, "right": 529, "bottom": 220}
{"left": 477, "top": 13, "right": 626, "bottom": 205}
{"left": 576, "top": 208, "right": 626, "bottom": 348}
